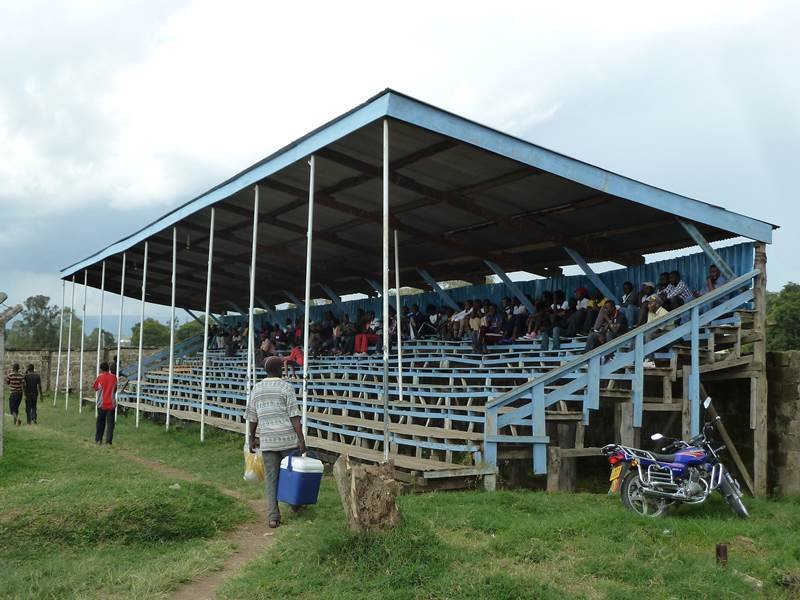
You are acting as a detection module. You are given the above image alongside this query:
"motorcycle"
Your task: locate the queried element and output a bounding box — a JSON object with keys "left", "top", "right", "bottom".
{"left": 602, "top": 397, "right": 749, "bottom": 518}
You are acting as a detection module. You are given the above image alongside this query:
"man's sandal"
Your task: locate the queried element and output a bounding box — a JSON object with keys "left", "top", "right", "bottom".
{"left": 268, "top": 520, "right": 280, "bottom": 528}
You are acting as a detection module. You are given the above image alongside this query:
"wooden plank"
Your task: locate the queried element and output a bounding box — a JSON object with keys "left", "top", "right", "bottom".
{"left": 752, "top": 242, "right": 768, "bottom": 498}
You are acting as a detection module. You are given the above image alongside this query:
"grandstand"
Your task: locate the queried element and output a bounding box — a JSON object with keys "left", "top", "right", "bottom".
{"left": 58, "top": 89, "right": 775, "bottom": 495}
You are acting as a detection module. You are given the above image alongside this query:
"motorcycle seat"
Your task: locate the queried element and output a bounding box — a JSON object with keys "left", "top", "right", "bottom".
{"left": 650, "top": 452, "right": 677, "bottom": 462}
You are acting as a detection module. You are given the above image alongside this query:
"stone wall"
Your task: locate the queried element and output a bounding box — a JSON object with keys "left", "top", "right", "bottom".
{"left": 2, "top": 346, "right": 161, "bottom": 393}
{"left": 767, "top": 351, "right": 800, "bottom": 495}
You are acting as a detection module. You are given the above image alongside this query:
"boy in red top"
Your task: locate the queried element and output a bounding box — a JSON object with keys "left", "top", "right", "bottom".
{"left": 282, "top": 343, "right": 304, "bottom": 378}
{"left": 93, "top": 361, "right": 117, "bottom": 445}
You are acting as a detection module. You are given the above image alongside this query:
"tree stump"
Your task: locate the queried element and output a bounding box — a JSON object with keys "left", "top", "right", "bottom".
{"left": 332, "top": 454, "right": 402, "bottom": 532}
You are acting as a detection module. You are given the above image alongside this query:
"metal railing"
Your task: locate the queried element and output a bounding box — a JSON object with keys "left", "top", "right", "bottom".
{"left": 484, "top": 270, "right": 759, "bottom": 476}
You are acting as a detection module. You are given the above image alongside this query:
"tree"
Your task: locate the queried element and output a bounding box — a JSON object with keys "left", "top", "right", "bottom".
{"left": 86, "top": 328, "right": 116, "bottom": 349}
{"left": 131, "top": 318, "right": 170, "bottom": 347}
{"left": 176, "top": 319, "right": 203, "bottom": 342}
{"left": 767, "top": 282, "right": 800, "bottom": 351}
{"left": 5, "top": 295, "right": 60, "bottom": 348}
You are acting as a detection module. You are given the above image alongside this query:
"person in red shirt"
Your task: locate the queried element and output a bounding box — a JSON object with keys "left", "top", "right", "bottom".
{"left": 282, "top": 343, "right": 304, "bottom": 378}
{"left": 93, "top": 361, "right": 118, "bottom": 445}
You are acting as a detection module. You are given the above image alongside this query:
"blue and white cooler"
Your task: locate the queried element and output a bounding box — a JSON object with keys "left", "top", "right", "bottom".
{"left": 277, "top": 454, "right": 324, "bottom": 506}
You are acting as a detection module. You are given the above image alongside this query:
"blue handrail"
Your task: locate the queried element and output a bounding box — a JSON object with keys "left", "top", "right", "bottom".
{"left": 484, "top": 269, "right": 759, "bottom": 480}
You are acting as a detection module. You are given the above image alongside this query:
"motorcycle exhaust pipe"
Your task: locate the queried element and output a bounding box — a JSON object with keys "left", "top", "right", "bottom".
{"left": 640, "top": 488, "right": 705, "bottom": 503}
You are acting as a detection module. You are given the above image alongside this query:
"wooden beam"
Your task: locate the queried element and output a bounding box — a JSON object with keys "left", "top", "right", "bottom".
{"left": 752, "top": 242, "right": 768, "bottom": 498}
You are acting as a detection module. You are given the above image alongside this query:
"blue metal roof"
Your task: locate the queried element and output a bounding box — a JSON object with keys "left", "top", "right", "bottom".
{"left": 62, "top": 88, "right": 774, "bottom": 280}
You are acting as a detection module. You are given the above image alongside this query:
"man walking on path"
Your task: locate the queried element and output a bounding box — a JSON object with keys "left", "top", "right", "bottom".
{"left": 246, "top": 355, "right": 306, "bottom": 529}
{"left": 5, "top": 364, "right": 25, "bottom": 426}
{"left": 23, "top": 364, "right": 43, "bottom": 424}
{"left": 93, "top": 362, "right": 117, "bottom": 445}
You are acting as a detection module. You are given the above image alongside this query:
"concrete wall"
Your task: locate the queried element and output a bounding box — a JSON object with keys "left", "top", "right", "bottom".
{"left": 2, "top": 346, "right": 161, "bottom": 393}
{"left": 767, "top": 351, "right": 800, "bottom": 495}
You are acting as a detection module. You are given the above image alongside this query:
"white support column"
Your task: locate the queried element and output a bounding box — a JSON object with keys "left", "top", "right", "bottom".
{"left": 301, "top": 158, "right": 315, "bottom": 437}
{"left": 246, "top": 186, "right": 260, "bottom": 444}
{"left": 53, "top": 279, "right": 66, "bottom": 406}
{"left": 114, "top": 253, "right": 126, "bottom": 417}
{"left": 64, "top": 275, "right": 76, "bottom": 411}
{"left": 166, "top": 228, "right": 177, "bottom": 430}
{"left": 94, "top": 261, "right": 106, "bottom": 416}
{"left": 135, "top": 242, "right": 149, "bottom": 428}
{"left": 200, "top": 209, "right": 216, "bottom": 443}
{"left": 78, "top": 270, "right": 88, "bottom": 414}
{"left": 382, "top": 119, "right": 390, "bottom": 462}
{"left": 394, "top": 230, "right": 403, "bottom": 405}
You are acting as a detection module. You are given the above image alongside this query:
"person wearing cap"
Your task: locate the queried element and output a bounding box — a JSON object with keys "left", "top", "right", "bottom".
{"left": 635, "top": 281, "right": 658, "bottom": 327}
{"left": 246, "top": 355, "right": 307, "bottom": 529}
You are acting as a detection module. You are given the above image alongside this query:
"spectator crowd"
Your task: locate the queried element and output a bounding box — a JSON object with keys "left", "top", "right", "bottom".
{"left": 214, "top": 265, "right": 726, "bottom": 369}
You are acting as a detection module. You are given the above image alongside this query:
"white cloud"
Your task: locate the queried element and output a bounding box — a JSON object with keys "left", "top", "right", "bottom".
{"left": 0, "top": 0, "right": 797, "bottom": 311}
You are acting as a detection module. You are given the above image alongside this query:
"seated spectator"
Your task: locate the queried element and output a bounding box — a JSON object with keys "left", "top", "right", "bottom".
{"left": 437, "top": 307, "right": 455, "bottom": 339}
{"left": 619, "top": 281, "right": 639, "bottom": 330}
{"left": 541, "top": 291, "right": 570, "bottom": 350}
{"left": 282, "top": 342, "right": 304, "bottom": 378}
{"left": 657, "top": 272, "right": 670, "bottom": 296}
{"left": 661, "top": 270, "right": 694, "bottom": 310}
{"left": 582, "top": 289, "right": 607, "bottom": 333}
{"left": 308, "top": 323, "right": 323, "bottom": 356}
{"left": 704, "top": 264, "right": 728, "bottom": 294}
{"left": 500, "top": 297, "right": 513, "bottom": 324}
{"left": 337, "top": 314, "right": 356, "bottom": 354}
{"left": 408, "top": 304, "right": 426, "bottom": 338}
{"left": 417, "top": 304, "right": 438, "bottom": 338}
{"left": 564, "top": 287, "right": 590, "bottom": 338}
{"left": 452, "top": 301, "right": 474, "bottom": 340}
{"left": 585, "top": 300, "right": 628, "bottom": 352}
{"left": 475, "top": 304, "right": 503, "bottom": 354}
{"left": 635, "top": 282, "right": 658, "bottom": 327}
{"left": 256, "top": 332, "right": 277, "bottom": 365}
{"left": 354, "top": 311, "right": 380, "bottom": 354}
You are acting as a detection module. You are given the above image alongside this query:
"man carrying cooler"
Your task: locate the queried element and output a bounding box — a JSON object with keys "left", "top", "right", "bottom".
{"left": 93, "top": 362, "right": 117, "bottom": 445}
{"left": 246, "top": 355, "right": 306, "bottom": 529}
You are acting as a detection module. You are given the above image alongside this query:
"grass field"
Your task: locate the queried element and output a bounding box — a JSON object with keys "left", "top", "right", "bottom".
{"left": 2, "top": 398, "right": 800, "bottom": 599}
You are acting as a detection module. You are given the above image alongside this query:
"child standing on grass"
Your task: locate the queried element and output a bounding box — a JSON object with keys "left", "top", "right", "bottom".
{"left": 93, "top": 362, "right": 117, "bottom": 445}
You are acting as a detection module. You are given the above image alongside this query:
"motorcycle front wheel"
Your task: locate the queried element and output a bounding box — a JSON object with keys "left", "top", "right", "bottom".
{"left": 718, "top": 472, "right": 749, "bottom": 519}
{"left": 620, "top": 471, "right": 668, "bottom": 517}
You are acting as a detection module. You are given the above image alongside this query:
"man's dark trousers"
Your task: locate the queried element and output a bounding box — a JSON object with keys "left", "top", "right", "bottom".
{"left": 95, "top": 408, "right": 115, "bottom": 444}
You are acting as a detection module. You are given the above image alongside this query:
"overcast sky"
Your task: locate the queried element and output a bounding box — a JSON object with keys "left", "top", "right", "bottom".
{"left": 1, "top": 0, "right": 797, "bottom": 328}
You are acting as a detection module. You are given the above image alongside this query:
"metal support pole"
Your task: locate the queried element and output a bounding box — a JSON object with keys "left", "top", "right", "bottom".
{"left": 135, "top": 242, "right": 148, "bottom": 427}
{"left": 562, "top": 247, "right": 619, "bottom": 304}
{"left": 200, "top": 209, "right": 215, "bottom": 442}
{"left": 678, "top": 219, "right": 736, "bottom": 281}
{"left": 65, "top": 275, "right": 76, "bottom": 411}
{"left": 166, "top": 228, "right": 177, "bottom": 430}
{"left": 94, "top": 261, "right": 106, "bottom": 416}
{"left": 246, "top": 186, "right": 260, "bottom": 444}
{"left": 114, "top": 253, "right": 126, "bottom": 417}
{"left": 78, "top": 270, "right": 88, "bottom": 414}
{"left": 53, "top": 279, "right": 65, "bottom": 406}
{"left": 394, "top": 230, "right": 403, "bottom": 405}
{"left": 689, "top": 305, "right": 700, "bottom": 437}
{"left": 301, "top": 157, "right": 315, "bottom": 437}
{"left": 382, "top": 119, "right": 390, "bottom": 462}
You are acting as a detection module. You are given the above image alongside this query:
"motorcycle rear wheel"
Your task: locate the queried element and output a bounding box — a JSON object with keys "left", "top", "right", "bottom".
{"left": 719, "top": 472, "right": 749, "bottom": 519}
{"left": 620, "top": 471, "right": 668, "bottom": 517}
